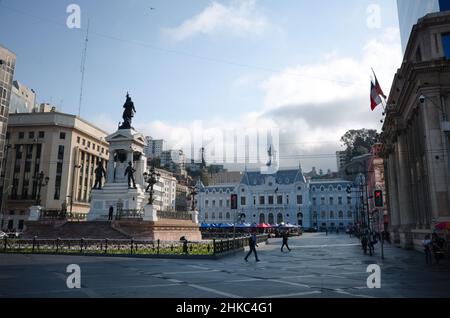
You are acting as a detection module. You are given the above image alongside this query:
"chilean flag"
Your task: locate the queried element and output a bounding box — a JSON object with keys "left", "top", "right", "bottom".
{"left": 370, "top": 81, "right": 382, "bottom": 111}
{"left": 372, "top": 69, "right": 387, "bottom": 99}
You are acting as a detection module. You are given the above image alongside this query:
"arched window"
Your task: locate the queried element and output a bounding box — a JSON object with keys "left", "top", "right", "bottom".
{"left": 320, "top": 186, "right": 325, "bottom": 192}
{"left": 329, "top": 186, "right": 333, "bottom": 191}
{"left": 226, "top": 212, "right": 230, "bottom": 219}
{"left": 321, "top": 211, "right": 326, "bottom": 218}
{"left": 268, "top": 213, "right": 274, "bottom": 224}
{"left": 205, "top": 212, "right": 209, "bottom": 219}
{"left": 212, "top": 212, "right": 216, "bottom": 219}
{"left": 259, "top": 213, "right": 265, "bottom": 224}
{"left": 330, "top": 211, "right": 334, "bottom": 218}
{"left": 219, "top": 212, "right": 223, "bottom": 219}
{"left": 338, "top": 211, "right": 344, "bottom": 219}
{"left": 348, "top": 211, "right": 352, "bottom": 218}
{"left": 297, "top": 212, "right": 303, "bottom": 219}
{"left": 337, "top": 185, "right": 342, "bottom": 191}
{"left": 277, "top": 213, "right": 283, "bottom": 224}
{"left": 313, "top": 211, "right": 317, "bottom": 219}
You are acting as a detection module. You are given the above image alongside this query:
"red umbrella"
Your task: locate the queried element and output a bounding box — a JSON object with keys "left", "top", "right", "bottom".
{"left": 435, "top": 222, "right": 450, "bottom": 230}
{"left": 257, "top": 223, "right": 270, "bottom": 228}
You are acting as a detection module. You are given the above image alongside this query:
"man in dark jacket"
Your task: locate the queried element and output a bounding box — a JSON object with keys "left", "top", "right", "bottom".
{"left": 281, "top": 231, "right": 291, "bottom": 252}
{"left": 244, "top": 233, "right": 260, "bottom": 262}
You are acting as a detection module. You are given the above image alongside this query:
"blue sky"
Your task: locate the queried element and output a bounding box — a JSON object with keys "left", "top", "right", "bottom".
{"left": 0, "top": 0, "right": 402, "bottom": 171}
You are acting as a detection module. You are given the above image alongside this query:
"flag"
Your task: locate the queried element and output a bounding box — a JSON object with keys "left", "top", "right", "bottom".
{"left": 370, "top": 81, "right": 382, "bottom": 111}
{"left": 372, "top": 69, "right": 386, "bottom": 99}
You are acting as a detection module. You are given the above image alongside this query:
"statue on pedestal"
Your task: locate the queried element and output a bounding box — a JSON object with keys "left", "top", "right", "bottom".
{"left": 124, "top": 161, "right": 137, "bottom": 189}
{"left": 93, "top": 161, "right": 106, "bottom": 189}
{"left": 119, "top": 93, "right": 136, "bottom": 130}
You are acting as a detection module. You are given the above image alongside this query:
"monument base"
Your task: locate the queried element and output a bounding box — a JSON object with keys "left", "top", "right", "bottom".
{"left": 88, "top": 183, "right": 146, "bottom": 221}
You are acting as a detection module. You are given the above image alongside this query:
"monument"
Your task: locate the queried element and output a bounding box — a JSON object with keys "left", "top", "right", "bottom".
{"left": 88, "top": 93, "right": 148, "bottom": 221}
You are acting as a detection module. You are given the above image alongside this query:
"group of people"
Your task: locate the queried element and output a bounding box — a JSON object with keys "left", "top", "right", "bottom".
{"left": 422, "top": 233, "right": 446, "bottom": 265}
{"left": 244, "top": 230, "right": 292, "bottom": 262}
{"left": 360, "top": 230, "right": 379, "bottom": 256}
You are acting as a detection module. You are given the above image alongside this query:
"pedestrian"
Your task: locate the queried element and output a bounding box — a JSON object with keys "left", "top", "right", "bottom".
{"left": 281, "top": 231, "right": 291, "bottom": 252}
{"left": 422, "top": 235, "right": 432, "bottom": 265}
{"left": 244, "top": 232, "right": 260, "bottom": 262}
{"left": 180, "top": 236, "right": 188, "bottom": 254}
{"left": 325, "top": 227, "right": 328, "bottom": 236}
{"left": 368, "top": 231, "right": 377, "bottom": 256}
{"left": 361, "top": 235, "right": 368, "bottom": 254}
{"left": 108, "top": 206, "right": 114, "bottom": 221}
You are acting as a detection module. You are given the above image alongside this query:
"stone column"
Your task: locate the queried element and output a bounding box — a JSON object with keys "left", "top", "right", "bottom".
{"left": 107, "top": 150, "right": 115, "bottom": 183}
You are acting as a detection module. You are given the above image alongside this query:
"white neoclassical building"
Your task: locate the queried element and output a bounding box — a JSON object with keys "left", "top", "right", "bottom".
{"left": 197, "top": 167, "right": 356, "bottom": 229}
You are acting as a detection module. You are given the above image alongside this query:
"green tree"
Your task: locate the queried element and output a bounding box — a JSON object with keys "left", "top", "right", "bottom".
{"left": 340, "top": 129, "right": 379, "bottom": 164}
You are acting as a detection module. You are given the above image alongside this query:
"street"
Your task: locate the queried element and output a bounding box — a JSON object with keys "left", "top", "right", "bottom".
{"left": 1, "top": 232, "right": 449, "bottom": 298}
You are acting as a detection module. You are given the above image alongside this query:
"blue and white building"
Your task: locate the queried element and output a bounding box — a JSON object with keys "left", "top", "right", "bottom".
{"left": 197, "top": 167, "right": 357, "bottom": 229}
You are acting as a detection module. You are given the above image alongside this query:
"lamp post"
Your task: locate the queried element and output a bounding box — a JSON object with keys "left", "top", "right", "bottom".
{"left": 143, "top": 164, "right": 161, "bottom": 205}
{"left": 33, "top": 171, "right": 49, "bottom": 206}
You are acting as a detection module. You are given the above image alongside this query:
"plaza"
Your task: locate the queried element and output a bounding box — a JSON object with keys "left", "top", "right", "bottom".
{"left": 1, "top": 232, "right": 449, "bottom": 298}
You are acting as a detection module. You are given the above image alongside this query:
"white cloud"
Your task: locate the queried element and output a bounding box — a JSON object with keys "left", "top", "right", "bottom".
{"left": 162, "top": 0, "right": 268, "bottom": 42}
{"left": 96, "top": 28, "right": 402, "bottom": 172}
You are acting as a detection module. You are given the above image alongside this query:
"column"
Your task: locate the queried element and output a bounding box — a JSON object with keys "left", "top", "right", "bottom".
{"left": 107, "top": 150, "right": 115, "bottom": 183}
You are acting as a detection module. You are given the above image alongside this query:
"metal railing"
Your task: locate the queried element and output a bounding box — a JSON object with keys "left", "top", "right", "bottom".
{"left": 157, "top": 211, "right": 192, "bottom": 220}
{"left": 40, "top": 209, "right": 87, "bottom": 221}
{"left": 1, "top": 235, "right": 268, "bottom": 257}
{"left": 115, "top": 209, "right": 144, "bottom": 220}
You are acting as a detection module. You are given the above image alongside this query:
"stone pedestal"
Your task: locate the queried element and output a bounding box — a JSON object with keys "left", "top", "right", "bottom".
{"left": 28, "top": 206, "right": 42, "bottom": 221}
{"left": 88, "top": 128, "right": 148, "bottom": 221}
{"left": 143, "top": 205, "right": 158, "bottom": 221}
{"left": 189, "top": 210, "right": 199, "bottom": 224}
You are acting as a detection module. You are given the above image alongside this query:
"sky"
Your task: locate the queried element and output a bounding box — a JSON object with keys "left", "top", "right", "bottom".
{"left": 0, "top": 0, "right": 403, "bottom": 172}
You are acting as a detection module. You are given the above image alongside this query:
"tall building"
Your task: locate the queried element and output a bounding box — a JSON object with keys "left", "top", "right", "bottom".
{"left": 9, "top": 81, "right": 36, "bottom": 114}
{"left": 397, "top": 0, "right": 450, "bottom": 53}
{"left": 153, "top": 168, "right": 177, "bottom": 212}
{"left": 0, "top": 45, "right": 16, "bottom": 222}
{"left": 197, "top": 167, "right": 356, "bottom": 229}
{"left": 336, "top": 151, "right": 347, "bottom": 172}
{"left": 381, "top": 11, "right": 450, "bottom": 250}
{"left": 144, "top": 136, "right": 164, "bottom": 159}
{"left": 1, "top": 111, "right": 109, "bottom": 231}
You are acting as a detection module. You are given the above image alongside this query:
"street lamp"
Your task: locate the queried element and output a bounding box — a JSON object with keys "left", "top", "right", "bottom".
{"left": 33, "top": 171, "right": 49, "bottom": 206}
{"left": 189, "top": 186, "right": 198, "bottom": 211}
{"left": 143, "top": 164, "right": 161, "bottom": 205}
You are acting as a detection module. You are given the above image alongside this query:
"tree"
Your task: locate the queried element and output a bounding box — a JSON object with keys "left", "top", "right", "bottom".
{"left": 340, "top": 129, "right": 379, "bottom": 164}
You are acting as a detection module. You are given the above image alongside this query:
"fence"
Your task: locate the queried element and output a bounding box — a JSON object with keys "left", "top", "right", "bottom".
{"left": 40, "top": 209, "right": 87, "bottom": 221}
{"left": 157, "top": 211, "right": 192, "bottom": 220}
{"left": 115, "top": 209, "right": 144, "bottom": 220}
{"left": 1, "top": 235, "right": 268, "bottom": 258}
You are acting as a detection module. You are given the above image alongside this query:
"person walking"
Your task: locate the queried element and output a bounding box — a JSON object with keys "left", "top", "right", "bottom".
{"left": 244, "top": 232, "right": 260, "bottom": 262}
{"left": 108, "top": 206, "right": 114, "bottom": 221}
{"left": 422, "top": 235, "right": 432, "bottom": 265}
{"left": 281, "top": 231, "right": 291, "bottom": 252}
{"left": 361, "top": 235, "right": 368, "bottom": 254}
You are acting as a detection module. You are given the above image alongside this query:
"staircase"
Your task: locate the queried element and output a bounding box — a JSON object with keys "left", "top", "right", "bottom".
{"left": 22, "top": 221, "right": 130, "bottom": 239}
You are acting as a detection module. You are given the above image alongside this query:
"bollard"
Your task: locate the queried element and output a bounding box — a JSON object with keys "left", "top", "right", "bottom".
{"left": 32, "top": 236, "right": 36, "bottom": 253}
{"left": 105, "top": 238, "right": 108, "bottom": 254}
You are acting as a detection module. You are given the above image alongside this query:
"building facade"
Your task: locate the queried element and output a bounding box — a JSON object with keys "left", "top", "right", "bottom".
{"left": 1, "top": 111, "right": 109, "bottom": 231}
{"left": 197, "top": 167, "right": 356, "bottom": 229}
{"left": 381, "top": 11, "right": 450, "bottom": 250}
{"left": 367, "top": 144, "right": 388, "bottom": 232}
{"left": 9, "top": 81, "right": 36, "bottom": 114}
{"left": 144, "top": 136, "right": 164, "bottom": 159}
{"left": 152, "top": 168, "right": 177, "bottom": 212}
{"left": 397, "top": 0, "right": 450, "bottom": 53}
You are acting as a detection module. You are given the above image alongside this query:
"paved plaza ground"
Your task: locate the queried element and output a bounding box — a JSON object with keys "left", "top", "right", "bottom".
{"left": 1, "top": 232, "right": 449, "bottom": 298}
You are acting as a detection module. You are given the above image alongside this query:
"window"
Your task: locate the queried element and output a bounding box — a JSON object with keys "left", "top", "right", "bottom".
{"left": 259, "top": 196, "right": 265, "bottom": 205}
{"left": 297, "top": 195, "right": 302, "bottom": 205}
{"left": 338, "top": 197, "right": 343, "bottom": 205}
{"left": 241, "top": 196, "right": 246, "bottom": 206}
{"left": 320, "top": 186, "right": 324, "bottom": 192}
{"left": 60, "top": 132, "right": 66, "bottom": 140}
{"left": 339, "top": 211, "right": 344, "bottom": 219}
{"left": 321, "top": 211, "right": 326, "bottom": 218}
{"left": 57, "top": 146, "right": 64, "bottom": 160}
{"left": 18, "top": 132, "right": 24, "bottom": 139}
{"left": 226, "top": 212, "right": 230, "bottom": 219}
{"left": 87, "top": 141, "right": 91, "bottom": 148}
{"left": 39, "top": 131, "right": 45, "bottom": 138}
{"left": 330, "top": 211, "right": 334, "bottom": 218}
{"left": 82, "top": 139, "right": 86, "bottom": 146}
{"left": 347, "top": 197, "right": 352, "bottom": 205}
{"left": 28, "top": 131, "right": 34, "bottom": 139}
{"left": 219, "top": 200, "right": 223, "bottom": 207}
{"left": 329, "top": 197, "right": 334, "bottom": 205}
{"left": 348, "top": 211, "right": 352, "bottom": 218}
{"left": 321, "top": 197, "right": 325, "bottom": 205}
{"left": 54, "top": 175, "right": 61, "bottom": 200}
{"left": 77, "top": 136, "right": 80, "bottom": 144}
{"left": 212, "top": 200, "right": 216, "bottom": 207}
{"left": 205, "top": 212, "right": 209, "bottom": 219}
{"left": 312, "top": 197, "right": 317, "bottom": 206}
{"left": 443, "top": 33, "right": 450, "bottom": 59}
{"left": 277, "top": 195, "right": 283, "bottom": 204}
{"left": 268, "top": 196, "right": 274, "bottom": 205}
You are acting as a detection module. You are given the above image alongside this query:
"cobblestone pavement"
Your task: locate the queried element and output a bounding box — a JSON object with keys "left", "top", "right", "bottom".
{"left": 1, "top": 232, "right": 449, "bottom": 298}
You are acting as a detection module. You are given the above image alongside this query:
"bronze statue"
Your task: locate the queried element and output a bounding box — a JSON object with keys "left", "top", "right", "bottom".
{"left": 119, "top": 92, "right": 136, "bottom": 129}
{"left": 124, "top": 161, "right": 137, "bottom": 188}
{"left": 93, "top": 161, "right": 106, "bottom": 189}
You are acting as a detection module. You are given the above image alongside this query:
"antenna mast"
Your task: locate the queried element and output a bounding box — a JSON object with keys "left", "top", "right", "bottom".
{"left": 78, "top": 19, "right": 90, "bottom": 117}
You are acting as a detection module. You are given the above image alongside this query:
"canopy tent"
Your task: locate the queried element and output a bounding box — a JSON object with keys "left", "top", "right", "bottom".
{"left": 256, "top": 223, "right": 271, "bottom": 228}
{"left": 435, "top": 222, "right": 450, "bottom": 230}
